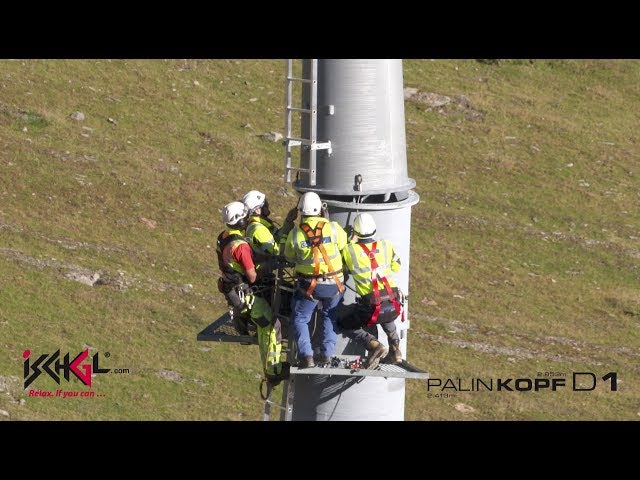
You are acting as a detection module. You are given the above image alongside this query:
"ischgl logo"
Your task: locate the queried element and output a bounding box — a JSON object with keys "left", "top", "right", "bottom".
{"left": 23, "top": 349, "right": 111, "bottom": 389}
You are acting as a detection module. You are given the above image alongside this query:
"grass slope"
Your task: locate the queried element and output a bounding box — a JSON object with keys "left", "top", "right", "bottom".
{"left": 0, "top": 59, "right": 638, "bottom": 420}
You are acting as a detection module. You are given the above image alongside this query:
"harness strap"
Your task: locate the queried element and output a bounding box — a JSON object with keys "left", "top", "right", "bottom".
{"left": 359, "top": 241, "right": 403, "bottom": 326}
{"left": 297, "top": 269, "right": 343, "bottom": 279}
{"left": 217, "top": 231, "right": 246, "bottom": 277}
{"left": 308, "top": 228, "right": 320, "bottom": 297}
{"left": 300, "top": 222, "right": 344, "bottom": 297}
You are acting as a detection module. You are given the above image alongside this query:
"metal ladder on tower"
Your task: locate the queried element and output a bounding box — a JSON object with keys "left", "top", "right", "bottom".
{"left": 284, "top": 59, "right": 332, "bottom": 187}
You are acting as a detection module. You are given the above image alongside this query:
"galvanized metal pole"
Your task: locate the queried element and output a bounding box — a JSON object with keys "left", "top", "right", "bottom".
{"left": 289, "top": 59, "right": 419, "bottom": 421}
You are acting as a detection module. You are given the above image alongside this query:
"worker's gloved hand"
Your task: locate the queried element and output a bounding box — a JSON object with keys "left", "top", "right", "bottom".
{"left": 285, "top": 207, "right": 298, "bottom": 224}
{"left": 321, "top": 202, "right": 330, "bottom": 219}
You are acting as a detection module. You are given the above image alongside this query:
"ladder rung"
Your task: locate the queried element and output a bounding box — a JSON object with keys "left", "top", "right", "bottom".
{"left": 284, "top": 60, "right": 320, "bottom": 189}
{"left": 286, "top": 107, "right": 312, "bottom": 113}
{"left": 287, "top": 138, "right": 331, "bottom": 151}
{"left": 265, "top": 399, "right": 286, "bottom": 411}
{"left": 287, "top": 76, "right": 313, "bottom": 83}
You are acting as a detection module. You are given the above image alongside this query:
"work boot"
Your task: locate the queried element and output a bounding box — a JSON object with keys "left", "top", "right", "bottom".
{"left": 299, "top": 356, "right": 315, "bottom": 369}
{"left": 265, "top": 374, "right": 281, "bottom": 388}
{"left": 365, "top": 339, "right": 388, "bottom": 370}
{"left": 388, "top": 341, "right": 403, "bottom": 364}
{"left": 313, "top": 353, "right": 332, "bottom": 366}
{"left": 266, "top": 362, "right": 290, "bottom": 387}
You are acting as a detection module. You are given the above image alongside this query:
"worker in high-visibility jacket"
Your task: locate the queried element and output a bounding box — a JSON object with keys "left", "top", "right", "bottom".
{"left": 241, "top": 190, "right": 298, "bottom": 270}
{"left": 216, "top": 201, "right": 286, "bottom": 385}
{"left": 284, "top": 192, "right": 348, "bottom": 368}
{"left": 340, "top": 213, "right": 404, "bottom": 369}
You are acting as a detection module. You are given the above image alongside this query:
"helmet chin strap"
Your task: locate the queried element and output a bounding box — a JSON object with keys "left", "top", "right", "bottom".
{"left": 353, "top": 230, "right": 376, "bottom": 239}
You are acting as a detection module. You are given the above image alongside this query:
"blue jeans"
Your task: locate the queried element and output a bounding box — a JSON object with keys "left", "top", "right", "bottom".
{"left": 291, "top": 280, "right": 344, "bottom": 359}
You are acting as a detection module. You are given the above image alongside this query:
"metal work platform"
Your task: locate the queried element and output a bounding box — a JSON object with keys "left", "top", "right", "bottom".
{"left": 289, "top": 355, "right": 428, "bottom": 380}
{"left": 197, "top": 316, "right": 428, "bottom": 380}
{"left": 198, "top": 312, "right": 429, "bottom": 421}
{"left": 197, "top": 312, "right": 258, "bottom": 345}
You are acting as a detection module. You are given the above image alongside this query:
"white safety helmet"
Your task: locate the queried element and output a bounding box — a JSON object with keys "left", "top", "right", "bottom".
{"left": 242, "top": 190, "right": 266, "bottom": 212}
{"left": 353, "top": 213, "right": 377, "bottom": 238}
{"left": 221, "top": 201, "right": 248, "bottom": 226}
{"left": 298, "top": 192, "right": 322, "bottom": 216}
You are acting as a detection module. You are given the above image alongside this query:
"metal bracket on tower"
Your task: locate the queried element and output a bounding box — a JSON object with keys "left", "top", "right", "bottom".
{"left": 284, "top": 59, "right": 332, "bottom": 186}
{"left": 311, "top": 141, "right": 332, "bottom": 152}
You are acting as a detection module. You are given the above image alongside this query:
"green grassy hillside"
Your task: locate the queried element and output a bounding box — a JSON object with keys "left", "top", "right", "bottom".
{"left": 1, "top": 59, "right": 638, "bottom": 420}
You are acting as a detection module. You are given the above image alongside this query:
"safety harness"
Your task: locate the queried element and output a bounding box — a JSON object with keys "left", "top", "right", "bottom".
{"left": 299, "top": 221, "right": 344, "bottom": 297}
{"left": 359, "top": 241, "right": 404, "bottom": 326}
{"left": 216, "top": 231, "right": 244, "bottom": 279}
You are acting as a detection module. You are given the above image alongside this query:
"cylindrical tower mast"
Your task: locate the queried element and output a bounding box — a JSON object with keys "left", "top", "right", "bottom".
{"left": 286, "top": 59, "right": 419, "bottom": 421}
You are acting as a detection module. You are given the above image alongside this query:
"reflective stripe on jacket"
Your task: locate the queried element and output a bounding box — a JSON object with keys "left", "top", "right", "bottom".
{"left": 284, "top": 216, "right": 348, "bottom": 276}
{"left": 341, "top": 238, "right": 401, "bottom": 296}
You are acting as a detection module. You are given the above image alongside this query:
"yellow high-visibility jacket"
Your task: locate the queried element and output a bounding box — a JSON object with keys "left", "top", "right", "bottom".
{"left": 284, "top": 216, "right": 348, "bottom": 277}
{"left": 245, "top": 216, "right": 280, "bottom": 258}
{"left": 341, "top": 238, "right": 401, "bottom": 296}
